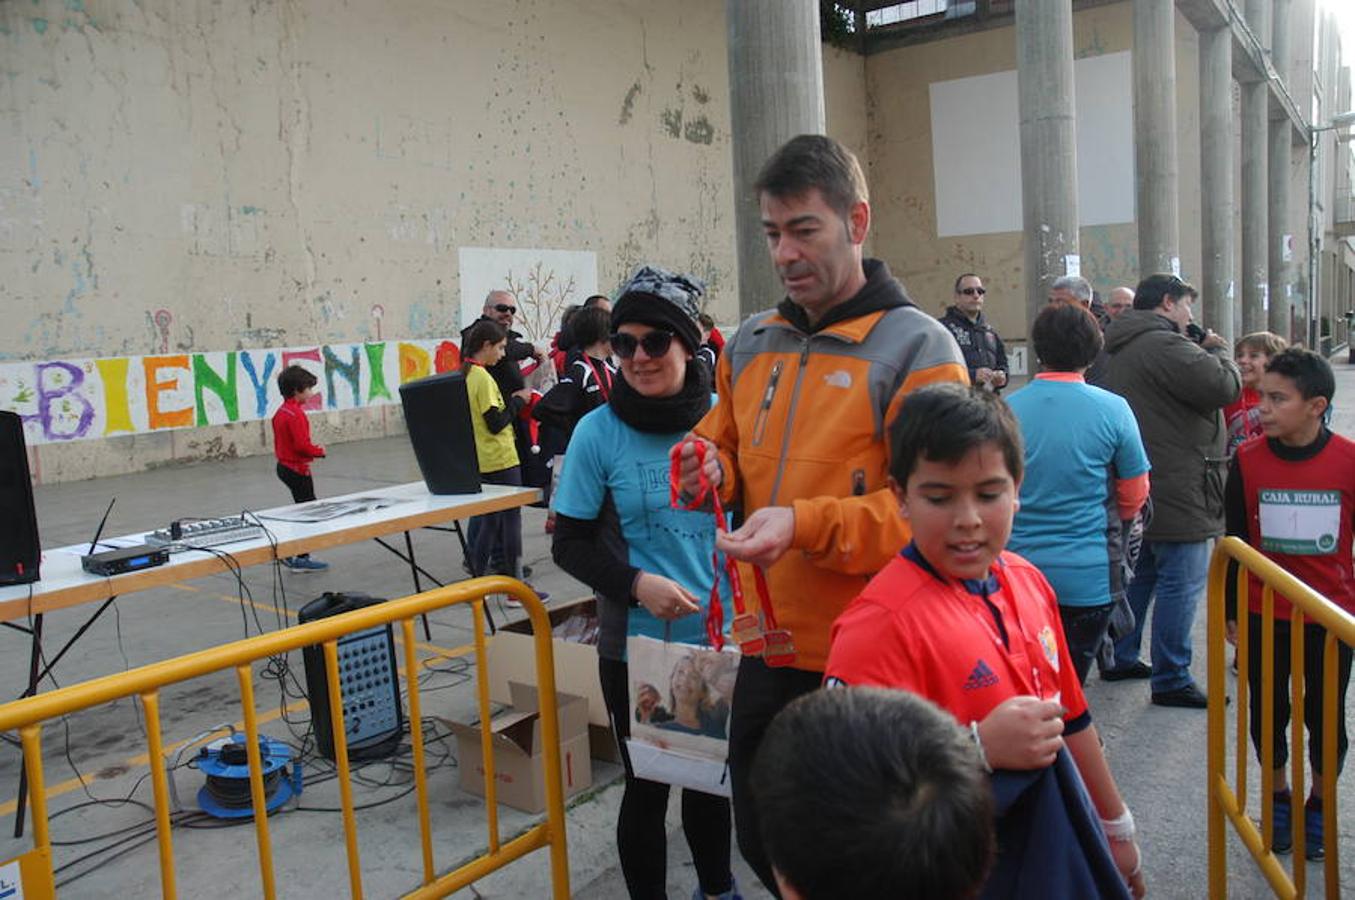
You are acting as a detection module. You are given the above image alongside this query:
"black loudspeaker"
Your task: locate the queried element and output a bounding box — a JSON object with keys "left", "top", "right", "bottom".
{"left": 399, "top": 371, "right": 482, "bottom": 495}
{"left": 0, "top": 411, "right": 40, "bottom": 585}
{"left": 299, "top": 592, "right": 403, "bottom": 761}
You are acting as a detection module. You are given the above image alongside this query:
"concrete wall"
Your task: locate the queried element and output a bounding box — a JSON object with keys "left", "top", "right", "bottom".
{"left": 861, "top": 2, "right": 1204, "bottom": 338}
{"left": 1, "top": 0, "right": 737, "bottom": 482}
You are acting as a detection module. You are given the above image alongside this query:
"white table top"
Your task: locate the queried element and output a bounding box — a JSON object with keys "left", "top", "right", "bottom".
{"left": 0, "top": 481, "right": 539, "bottom": 622}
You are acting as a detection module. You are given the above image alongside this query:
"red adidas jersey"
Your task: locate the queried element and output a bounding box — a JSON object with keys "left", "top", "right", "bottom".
{"left": 825, "top": 548, "right": 1088, "bottom": 729}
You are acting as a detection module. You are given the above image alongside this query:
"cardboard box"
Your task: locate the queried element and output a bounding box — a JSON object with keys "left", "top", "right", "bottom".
{"left": 450, "top": 681, "right": 593, "bottom": 813}
{"left": 485, "top": 597, "right": 621, "bottom": 763}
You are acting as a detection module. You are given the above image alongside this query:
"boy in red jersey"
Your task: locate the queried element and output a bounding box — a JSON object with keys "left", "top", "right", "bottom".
{"left": 824, "top": 384, "right": 1144, "bottom": 898}
{"left": 272, "top": 365, "right": 328, "bottom": 570}
{"left": 1225, "top": 348, "right": 1354, "bottom": 860}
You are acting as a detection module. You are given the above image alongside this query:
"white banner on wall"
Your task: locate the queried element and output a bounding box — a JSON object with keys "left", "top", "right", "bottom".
{"left": 930, "top": 51, "right": 1134, "bottom": 237}
{"left": 458, "top": 247, "right": 598, "bottom": 345}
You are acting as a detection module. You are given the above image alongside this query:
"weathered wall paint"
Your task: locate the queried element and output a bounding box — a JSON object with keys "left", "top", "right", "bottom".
{"left": 863, "top": 2, "right": 1211, "bottom": 338}
{"left": 1, "top": 0, "right": 737, "bottom": 481}
{"left": 0, "top": 339, "right": 457, "bottom": 445}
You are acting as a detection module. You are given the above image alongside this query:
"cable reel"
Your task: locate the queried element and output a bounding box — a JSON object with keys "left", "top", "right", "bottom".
{"left": 192, "top": 733, "right": 302, "bottom": 819}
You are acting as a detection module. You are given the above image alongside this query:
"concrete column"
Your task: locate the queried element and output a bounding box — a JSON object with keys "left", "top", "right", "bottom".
{"left": 1015, "top": 0, "right": 1079, "bottom": 334}
{"left": 1267, "top": 122, "right": 1293, "bottom": 338}
{"left": 725, "top": 0, "right": 826, "bottom": 318}
{"left": 1133, "top": 0, "right": 1179, "bottom": 278}
{"left": 1246, "top": 0, "right": 1271, "bottom": 51}
{"left": 1267, "top": 0, "right": 1292, "bottom": 338}
{"left": 1199, "top": 27, "right": 1234, "bottom": 344}
{"left": 1241, "top": 81, "right": 1269, "bottom": 334}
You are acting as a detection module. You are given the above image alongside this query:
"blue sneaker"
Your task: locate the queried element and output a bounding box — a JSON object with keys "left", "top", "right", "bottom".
{"left": 283, "top": 556, "right": 329, "bottom": 571}
{"left": 692, "top": 879, "right": 742, "bottom": 900}
{"left": 1269, "top": 790, "right": 1293, "bottom": 854}
{"left": 1304, "top": 797, "right": 1324, "bottom": 860}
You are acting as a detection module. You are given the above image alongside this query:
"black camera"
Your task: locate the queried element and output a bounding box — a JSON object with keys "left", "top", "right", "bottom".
{"left": 1184, "top": 322, "right": 1207, "bottom": 345}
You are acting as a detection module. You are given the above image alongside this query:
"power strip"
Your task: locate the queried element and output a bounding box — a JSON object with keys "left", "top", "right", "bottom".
{"left": 146, "top": 516, "right": 267, "bottom": 551}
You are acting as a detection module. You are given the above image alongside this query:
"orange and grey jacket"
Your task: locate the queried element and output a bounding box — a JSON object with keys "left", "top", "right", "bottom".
{"left": 694, "top": 259, "right": 968, "bottom": 671}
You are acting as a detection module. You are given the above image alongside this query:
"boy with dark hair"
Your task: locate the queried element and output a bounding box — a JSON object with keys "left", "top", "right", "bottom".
{"left": 826, "top": 383, "right": 1144, "bottom": 898}
{"left": 753, "top": 686, "right": 995, "bottom": 900}
{"left": 1224, "top": 347, "right": 1355, "bottom": 860}
{"left": 272, "top": 364, "right": 328, "bottom": 570}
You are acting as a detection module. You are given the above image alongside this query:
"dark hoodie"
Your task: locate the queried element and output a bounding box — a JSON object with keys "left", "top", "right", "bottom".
{"left": 776, "top": 258, "right": 913, "bottom": 331}
{"left": 1102, "top": 309, "right": 1240, "bottom": 541}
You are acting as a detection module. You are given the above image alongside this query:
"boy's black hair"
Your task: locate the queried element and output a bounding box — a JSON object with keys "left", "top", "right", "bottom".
{"left": 569, "top": 306, "right": 612, "bottom": 349}
{"left": 461, "top": 319, "right": 507, "bottom": 367}
{"left": 753, "top": 687, "right": 995, "bottom": 900}
{"left": 276, "top": 364, "right": 318, "bottom": 399}
{"left": 1031, "top": 302, "right": 1103, "bottom": 371}
{"left": 889, "top": 384, "right": 1024, "bottom": 489}
{"left": 1264, "top": 347, "right": 1335, "bottom": 403}
{"left": 1132, "top": 273, "right": 1196, "bottom": 311}
{"left": 583, "top": 294, "right": 610, "bottom": 308}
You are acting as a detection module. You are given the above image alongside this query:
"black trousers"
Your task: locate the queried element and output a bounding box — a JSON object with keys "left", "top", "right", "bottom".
{"left": 1058, "top": 602, "right": 1115, "bottom": 685}
{"left": 276, "top": 463, "right": 316, "bottom": 558}
{"left": 598, "top": 656, "right": 733, "bottom": 899}
{"left": 1246, "top": 613, "right": 1354, "bottom": 777}
{"left": 467, "top": 467, "right": 523, "bottom": 578}
{"left": 727, "top": 656, "right": 824, "bottom": 897}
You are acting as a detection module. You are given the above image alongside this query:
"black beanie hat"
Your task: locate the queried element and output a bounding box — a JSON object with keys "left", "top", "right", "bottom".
{"left": 611, "top": 265, "right": 705, "bottom": 355}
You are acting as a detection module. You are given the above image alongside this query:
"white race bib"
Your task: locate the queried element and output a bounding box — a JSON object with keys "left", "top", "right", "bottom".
{"left": 1258, "top": 489, "right": 1341, "bottom": 555}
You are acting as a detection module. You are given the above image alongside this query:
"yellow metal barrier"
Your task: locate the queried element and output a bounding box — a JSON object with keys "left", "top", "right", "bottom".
{"left": 0, "top": 576, "right": 570, "bottom": 899}
{"left": 1207, "top": 536, "right": 1355, "bottom": 899}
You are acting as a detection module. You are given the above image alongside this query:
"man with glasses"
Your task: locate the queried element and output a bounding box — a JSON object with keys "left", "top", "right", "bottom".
{"left": 941, "top": 274, "right": 1008, "bottom": 392}
{"left": 675, "top": 134, "right": 966, "bottom": 893}
{"left": 1100, "top": 273, "right": 1240, "bottom": 708}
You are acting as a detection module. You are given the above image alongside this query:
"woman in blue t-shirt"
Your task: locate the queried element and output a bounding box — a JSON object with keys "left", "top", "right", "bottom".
{"left": 1007, "top": 303, "right": 1152, "bottom": 684}
{"left": 551, "top": 266, "right": 737, "bottom": 900}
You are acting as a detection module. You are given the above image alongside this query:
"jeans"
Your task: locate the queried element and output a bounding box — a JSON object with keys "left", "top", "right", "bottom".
{"left": 1111, "top": 539, "right": 1211, "bottom": 693}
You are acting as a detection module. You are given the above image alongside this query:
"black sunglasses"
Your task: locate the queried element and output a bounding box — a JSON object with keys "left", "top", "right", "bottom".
{"left": 959, "top": 287, "right": 987, "bottom": 296}
{"left": 610, "top": 330, "right": 676, "bottom": 360}
{"left": 493, "top": 303, "right": 517, "bottom": 314}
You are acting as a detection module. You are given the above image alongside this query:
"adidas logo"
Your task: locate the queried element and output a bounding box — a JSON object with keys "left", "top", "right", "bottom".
{"left": 963, "top": 659, "right": 999, "bottom": 691}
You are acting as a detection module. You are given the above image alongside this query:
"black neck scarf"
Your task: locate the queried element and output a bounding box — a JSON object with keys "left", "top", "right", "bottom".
{"left": 608, "top": 362, "right": 711, "bottom": 434}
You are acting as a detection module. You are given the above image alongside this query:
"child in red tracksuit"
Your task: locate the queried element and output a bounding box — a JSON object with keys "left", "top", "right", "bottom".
{"left": 272, "top": 365, "right": 328, "bottom": 570}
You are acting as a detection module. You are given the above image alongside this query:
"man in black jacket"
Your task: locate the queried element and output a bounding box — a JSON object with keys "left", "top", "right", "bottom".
{"left": 940, "top": 274, "right": 1008, "bottom": 392}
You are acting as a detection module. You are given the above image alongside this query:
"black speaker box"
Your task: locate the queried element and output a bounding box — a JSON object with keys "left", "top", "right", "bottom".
{"left": 399, "top": 371, "right": 482, "bottom": 495}
{"left": 0, "top": 411, "right": 40, "bottom": 585}
{"left": 299, "top": 592, "right": 403, "bottom": 761}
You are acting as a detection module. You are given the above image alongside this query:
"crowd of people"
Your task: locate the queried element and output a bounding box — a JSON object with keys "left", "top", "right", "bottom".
{"left": 267, "top": 132, "right": 1349, "bottom": 899}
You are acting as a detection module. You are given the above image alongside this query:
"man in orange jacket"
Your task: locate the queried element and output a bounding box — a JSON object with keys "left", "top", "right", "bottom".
{"left": 676, "top": 134, "right": 967, "bottom": 894}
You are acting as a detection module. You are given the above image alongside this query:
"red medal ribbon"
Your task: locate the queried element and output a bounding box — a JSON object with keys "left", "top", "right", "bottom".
{"left": 670, "top": 440, "right": 788, "bottom": 661}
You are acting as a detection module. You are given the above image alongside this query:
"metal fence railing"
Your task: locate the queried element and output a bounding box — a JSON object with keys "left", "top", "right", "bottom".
{"left": 1207, "top": 537, "right": 1354, "bottom": 898}
{"left": 0, "top": 575, "right": 569, "bottom": 899}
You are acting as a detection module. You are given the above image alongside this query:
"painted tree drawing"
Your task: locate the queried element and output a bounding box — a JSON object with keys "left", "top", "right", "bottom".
{"left": 503, "top": 262, "right": 579, "bottom": 344}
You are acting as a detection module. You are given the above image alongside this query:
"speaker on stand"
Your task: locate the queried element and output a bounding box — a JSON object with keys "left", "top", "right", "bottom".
{"left": 0, "top": 411, "right": 40, "bottom": 585}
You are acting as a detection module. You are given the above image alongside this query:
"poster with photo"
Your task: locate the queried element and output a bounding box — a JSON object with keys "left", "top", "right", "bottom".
{"left": 626, "top": 635, "right": 739, "bottom": 794}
